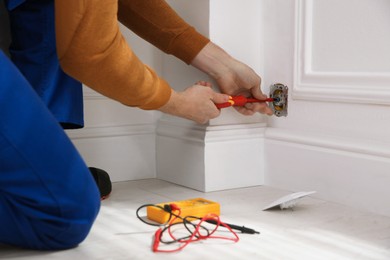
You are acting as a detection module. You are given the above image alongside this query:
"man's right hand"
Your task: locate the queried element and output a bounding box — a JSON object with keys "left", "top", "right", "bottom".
{"left": 158, "top": 84, "right": 230, "bottom": 124}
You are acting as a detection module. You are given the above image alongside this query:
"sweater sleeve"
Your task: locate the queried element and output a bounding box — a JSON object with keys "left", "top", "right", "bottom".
{"left": 117, "top": 0, "right": 210, "bottom": 65}
{"left": 55, "top": 0, "right": 171, "bottom": 110}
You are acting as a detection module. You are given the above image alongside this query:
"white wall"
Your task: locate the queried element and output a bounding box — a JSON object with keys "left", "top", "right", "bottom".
{"left": 157, "top": 0, "right": 268, "bottom": 191}
{"left": 161, "top": 0, "right": 266, "bottom": 126}
{"left": 263, "top": 0, "right": 390, "bottom": 216}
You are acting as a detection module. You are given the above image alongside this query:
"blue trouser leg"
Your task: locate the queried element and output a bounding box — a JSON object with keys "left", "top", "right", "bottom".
{"left": 0, "top": 51, "right": 100, "bottom": 250}
{"left": 8, "top": 0, "right": 84, "bottom": 129}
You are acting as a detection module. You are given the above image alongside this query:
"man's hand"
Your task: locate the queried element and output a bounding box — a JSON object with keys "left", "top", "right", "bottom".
{"left": 158, "top": 84, "right": 230, "bottom": 124}
{"left": 191, "top": 42, "right": 273, "bottom": 116}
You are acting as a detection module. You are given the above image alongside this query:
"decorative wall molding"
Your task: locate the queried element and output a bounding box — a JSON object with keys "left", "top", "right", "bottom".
{"left": 265, "top": 127, "right": 390, "bottom": 217}
{"left": 66, "top": 124, "right": 156, "bottom": 140}
{"left": 156, "top": 120, "right": 267, "bottom": 192}
{"left": 67, "top": 124, "right": 157, "bottom": 182}
{"left": 156, "top": 120, "right": 267, "bottom": 144}
{"left": 293, "top": 0, "right": 390, "bottom": 105}
{"left": 266, "top": 127, "right": 390, "bottom": 159}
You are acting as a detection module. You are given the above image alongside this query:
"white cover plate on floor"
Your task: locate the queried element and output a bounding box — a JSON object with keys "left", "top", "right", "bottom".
{"left": 262, "top": 191, "right": 317, "bottom": 210}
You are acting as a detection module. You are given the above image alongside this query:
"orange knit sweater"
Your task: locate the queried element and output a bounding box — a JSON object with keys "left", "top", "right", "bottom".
{"left": 55, "top": 0, "right": 209, "bottom": 110}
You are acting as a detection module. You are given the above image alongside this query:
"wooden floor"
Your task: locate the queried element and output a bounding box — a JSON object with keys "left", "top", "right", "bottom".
{"left": 1, "top": 179, "right": 390, "bottom": 260}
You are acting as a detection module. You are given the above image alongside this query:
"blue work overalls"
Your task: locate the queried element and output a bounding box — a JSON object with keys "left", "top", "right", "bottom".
{"left": 0, "top": 50, "right": 100, "bottom": 250}
{"left": 7, "top": 0, "right": 84, "bottom": 129}
{"left": 0, "top": 0, "right": 100, "bottom": 249}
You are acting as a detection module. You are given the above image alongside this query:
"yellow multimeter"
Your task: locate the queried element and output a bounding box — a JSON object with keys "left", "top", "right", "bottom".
{"left": 147, "top": 198, "right": 220, "bottom": 224}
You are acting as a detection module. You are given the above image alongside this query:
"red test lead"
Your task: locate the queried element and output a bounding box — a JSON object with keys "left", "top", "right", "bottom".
{"left": 152, "top": 228, "right": 162, "bottom": 252}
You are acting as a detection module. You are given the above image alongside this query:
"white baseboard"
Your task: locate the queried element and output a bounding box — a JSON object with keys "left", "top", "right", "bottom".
{"left": 65, "top": 121, "right": 390, "bottom": 216}
{"left": 265, "top": 128, "right": 390, "bottom": 217}
{"left": 66, "top": 124, "right": 156, "bottom": 182}
{"left": 156, "top": 120, "right": 267, "bottom": 192}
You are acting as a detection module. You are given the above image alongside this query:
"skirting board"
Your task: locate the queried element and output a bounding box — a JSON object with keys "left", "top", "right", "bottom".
{"left": 156, "top": 120, "right": 267, "bottom": 192}
{"left": 66, "top": 124, "right": 157, "bottom": 182}
{"left": 265, "top": 128, "right": 390, "bottom": 217}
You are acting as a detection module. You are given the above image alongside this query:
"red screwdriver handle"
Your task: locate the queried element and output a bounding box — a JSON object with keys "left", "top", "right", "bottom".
{"left": 216, "top": 96, "right": 273, "bottom": 109}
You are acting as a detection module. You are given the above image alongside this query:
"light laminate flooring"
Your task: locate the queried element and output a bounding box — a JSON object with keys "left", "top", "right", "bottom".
{"left": 1, "top": 179, "right": 390, "bottom": 260}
